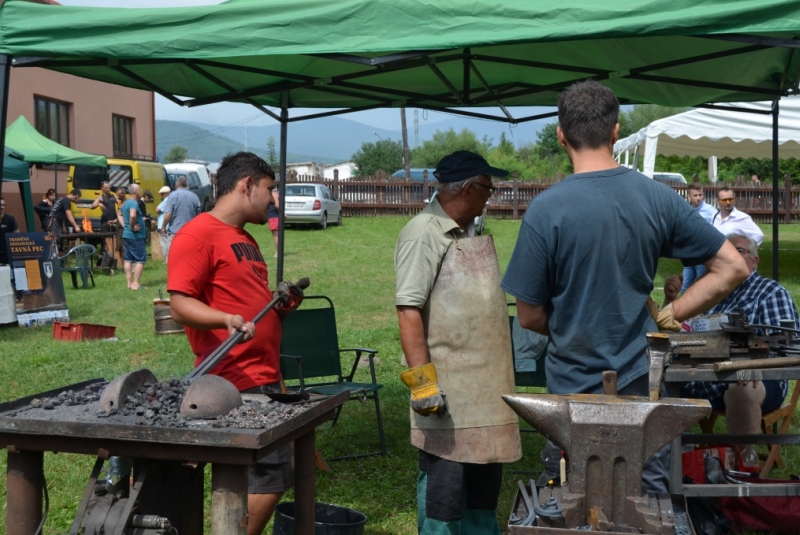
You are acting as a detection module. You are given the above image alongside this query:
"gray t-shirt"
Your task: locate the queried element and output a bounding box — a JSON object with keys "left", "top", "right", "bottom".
{"left": 501, "top": 166, "right": 725, "bottom": 395}
{"left": 163, "top": 188, "right": 201, "bottom": 234}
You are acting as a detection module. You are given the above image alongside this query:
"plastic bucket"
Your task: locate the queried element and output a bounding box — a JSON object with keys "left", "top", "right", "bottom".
{"left": 153, "top": 299, "right": 185, "bottom": 335}
{"left": 273, "top": 502, "right": 366, "bottom": 535}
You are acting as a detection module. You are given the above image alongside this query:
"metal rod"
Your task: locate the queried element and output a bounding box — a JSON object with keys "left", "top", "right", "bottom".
{"left": 773, "top": 100, "right": 780, "bottom": 282}
{"left": 0, "top": 55, "right": 11, "bottom": 198}
{"left": 278, "top": 96, "right": 288, "bottom": 283}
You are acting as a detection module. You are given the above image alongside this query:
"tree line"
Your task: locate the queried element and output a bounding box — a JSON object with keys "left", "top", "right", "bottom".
{"left": 351, "top": 105, "right": 800, "bottom": 183}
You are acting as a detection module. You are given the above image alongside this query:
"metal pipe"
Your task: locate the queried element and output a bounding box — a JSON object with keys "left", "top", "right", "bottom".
{"left": 211, "top": 463, "right": 248, "bottom": 535}
{"left": 773, "top": 100, "right": 780, "bottom": 282}
{"left": 0, "top": 55, "right": 11, "bottom": 198}
{"left": 7, "top": 449, "right": 43, "bottom": 535}
{"left": 278, "top": 93, "right": 288, "bottom": 283}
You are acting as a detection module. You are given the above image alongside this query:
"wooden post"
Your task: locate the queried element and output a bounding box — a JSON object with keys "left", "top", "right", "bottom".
{"left": 423, "top": 169, "right": 429, "bottom": 202}
{"left": 785, "top": 174, "right": 793, "bottom": 224}
{"left": 333, "top": 168, "right": 340, "bottom": 200}
{"left": 512, "top": 171, "right": 519, "bottom": 219}
{"left": 7, "top": 449, "right": 44, "bottom": 535}
{"left": 211, "top": 463, "right": 248, "bottom": 535}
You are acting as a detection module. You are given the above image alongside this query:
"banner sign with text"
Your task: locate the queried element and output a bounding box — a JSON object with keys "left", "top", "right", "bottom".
{"left": 6, "top": 232, "right": 68, "bottom": 327}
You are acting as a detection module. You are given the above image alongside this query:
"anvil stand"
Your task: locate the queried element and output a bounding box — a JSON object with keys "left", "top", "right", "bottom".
{"left": 503, "top": 371, "right": 710, "bottom": 534}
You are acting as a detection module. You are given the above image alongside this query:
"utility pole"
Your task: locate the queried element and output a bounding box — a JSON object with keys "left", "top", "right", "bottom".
{"left": 414, "top": 109, "right": 419, "bottom": 148}
{"left": 244, "top": 126, "right": 249, "bottom": 152}
{"left": 401, "top": 107, "right": 410, "bottom": 179}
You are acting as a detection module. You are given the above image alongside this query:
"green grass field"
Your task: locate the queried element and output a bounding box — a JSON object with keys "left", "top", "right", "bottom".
{"left": 0, "top": 218, "right": 798, "bottom": 533}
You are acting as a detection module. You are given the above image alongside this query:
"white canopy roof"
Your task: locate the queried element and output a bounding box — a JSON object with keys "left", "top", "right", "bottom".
{"left": 613, "top": 97, "right": 800, "bottom": 177}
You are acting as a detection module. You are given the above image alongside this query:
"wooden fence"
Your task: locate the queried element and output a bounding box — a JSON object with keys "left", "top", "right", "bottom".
{"left": 286, "top": 173, "right": 800, "bottom": 224}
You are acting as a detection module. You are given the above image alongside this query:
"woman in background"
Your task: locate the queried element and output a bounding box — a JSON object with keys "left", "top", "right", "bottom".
{"left": 34, "top": 189, "right": 56, "bottom": 230}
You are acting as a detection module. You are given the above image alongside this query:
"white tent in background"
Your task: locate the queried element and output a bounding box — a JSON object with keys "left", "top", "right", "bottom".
{"left": 613, "top": 97, "right": 800, "bottom": 179}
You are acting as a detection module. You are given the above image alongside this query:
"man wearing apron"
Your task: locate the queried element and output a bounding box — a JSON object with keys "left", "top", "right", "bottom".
{"left": 396, "top": 151, "right": 521, "bottom": 535}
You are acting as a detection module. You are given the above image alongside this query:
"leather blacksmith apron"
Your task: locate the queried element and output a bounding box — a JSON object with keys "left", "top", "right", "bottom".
{"left": 412, "top": 234, "right": 521, "bottom": 464}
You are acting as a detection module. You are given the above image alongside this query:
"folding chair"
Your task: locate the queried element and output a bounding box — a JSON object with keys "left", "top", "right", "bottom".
{"left": 58, "top": 243, "right": 96, "bottom": 289}
{"left": 280, "top": 295, "right": 387, "bottom": 460}
{"left": 698, "top": 379, "right": 799, "bottom": 477}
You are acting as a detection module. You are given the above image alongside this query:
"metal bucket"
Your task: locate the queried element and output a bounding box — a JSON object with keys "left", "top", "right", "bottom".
{"left": 273, "top": 502, "right": 366, "bottom": 535}
{"left": 153, "top": 299, "right": 184, "bottom": 335}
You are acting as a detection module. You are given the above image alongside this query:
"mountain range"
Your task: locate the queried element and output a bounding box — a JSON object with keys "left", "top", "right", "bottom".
{"left": 156, "top": 111, "right": 552, "bottom": 164}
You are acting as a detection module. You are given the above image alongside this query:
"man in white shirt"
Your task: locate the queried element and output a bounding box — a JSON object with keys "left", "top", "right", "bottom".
{"left": 712, "top": 187, "right": 763, "bottom": 246}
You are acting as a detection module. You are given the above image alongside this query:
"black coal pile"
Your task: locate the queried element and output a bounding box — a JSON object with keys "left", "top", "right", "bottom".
{"left": 29, "top": 386, "right": 100, "bottom": 410}
{"left": 24, "top": 378, "right": 314, "bottom": 430}
{"left": 97, "top": 378, "right": 189, "bottom": 428}
{"left": 212, "top": 399, "right": 307, "bottom": 429}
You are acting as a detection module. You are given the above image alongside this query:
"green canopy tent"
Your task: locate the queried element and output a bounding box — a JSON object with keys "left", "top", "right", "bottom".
{"left": 1, "top": 0, "right": 800, "bottom": 279}
{"left": 4, "top": 116, "right": 107, "bottom": 197}
{"left": 2, "top": 147, "right": 34, "bottom": 231}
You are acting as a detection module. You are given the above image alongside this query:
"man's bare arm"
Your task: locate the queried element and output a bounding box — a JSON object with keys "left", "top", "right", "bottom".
{"left": 170, "top": 291, "right": 254, "bottom": 340}
{"left": 671, "top": 240, "right": 749, "bottom": 321}
{"left": 397, "top": 305, "right": 429, "bottom": 368}
{"left": 65, "top": 209, "right": 80, "bottom": 229}
{"left": 516, "top": 300, "right": 549, "bottom": 335}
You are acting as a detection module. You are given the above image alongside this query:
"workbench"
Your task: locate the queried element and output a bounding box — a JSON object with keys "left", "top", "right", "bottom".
{"left": 0, "top": 379, "right": 348, "bottom": 534}
{"left": 665, "top": 364, "right": 800, "bottom": 497}
{"left": 58, "top": 231, "right": 117, "bottom": 272}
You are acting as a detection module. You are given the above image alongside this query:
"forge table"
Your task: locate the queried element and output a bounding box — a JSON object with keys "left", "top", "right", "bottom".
{"left": 665, "top": 364, "right": 800, "bottom": 497}
{"left": 58, "top": 231, "right": 117, "bottom": 272}
{"left": 0, "top": 379, "right": 348, "bottom": 534}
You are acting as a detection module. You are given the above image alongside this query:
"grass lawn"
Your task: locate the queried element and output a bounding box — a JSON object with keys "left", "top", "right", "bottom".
{"left": 0, "top": 217, "right": 798, "bottom": 533}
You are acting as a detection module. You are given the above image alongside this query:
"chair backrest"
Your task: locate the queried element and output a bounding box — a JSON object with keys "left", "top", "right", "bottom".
{"left": 280, "top": 295, "right": 343, "bottom": 381}
{"left": 70, "top": 244, "right": 96, "bottom": 265}
{"left": 508, "top": 304, "right": 548, "bottom": 388}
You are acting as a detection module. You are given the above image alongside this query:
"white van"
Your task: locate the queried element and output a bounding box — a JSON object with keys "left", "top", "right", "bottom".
{"left": 165, "top": 163, "right": 215, "bottom": 212}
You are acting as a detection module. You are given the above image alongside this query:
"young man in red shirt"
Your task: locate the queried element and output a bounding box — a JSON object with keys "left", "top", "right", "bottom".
{"left": 168, "top": 151, "right": 297, "bottom": 535}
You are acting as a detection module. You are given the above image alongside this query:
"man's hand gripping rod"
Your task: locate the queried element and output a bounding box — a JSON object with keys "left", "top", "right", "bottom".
{"left": 186, "top": 277, "right": 310, "bottom": 381}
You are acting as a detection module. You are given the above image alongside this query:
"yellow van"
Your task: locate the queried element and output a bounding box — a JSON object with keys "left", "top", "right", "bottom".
{"left": 68, "top": 158, "right": 169, "bottom": 225}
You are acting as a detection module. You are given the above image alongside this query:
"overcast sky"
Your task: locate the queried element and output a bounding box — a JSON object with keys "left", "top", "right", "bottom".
{"left": 59, "top": 0, "right": 549, "bottom": 132}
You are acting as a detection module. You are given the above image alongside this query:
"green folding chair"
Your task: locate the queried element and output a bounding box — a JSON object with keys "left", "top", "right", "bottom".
{"left": 280, "top": 295, "right": 387, "bottom": 460}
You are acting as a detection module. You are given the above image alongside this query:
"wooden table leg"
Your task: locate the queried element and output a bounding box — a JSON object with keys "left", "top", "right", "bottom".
{"left": 7, "top": 449, "right": 43, "bottom": 535}
{"left": 211, "top": 463, "right": 248, "bottom": 535}
{"left": 295, "top": 429, "right": 316, "bottom": 535}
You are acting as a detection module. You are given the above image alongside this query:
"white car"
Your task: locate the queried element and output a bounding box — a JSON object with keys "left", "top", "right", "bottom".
{"left": 284, "top": 183, "right": 342, "bottom": 229}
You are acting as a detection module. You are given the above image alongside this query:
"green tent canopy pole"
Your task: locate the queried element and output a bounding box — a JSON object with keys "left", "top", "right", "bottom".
{"left": 0, "top": 55, "right": 10, "bottom": 198}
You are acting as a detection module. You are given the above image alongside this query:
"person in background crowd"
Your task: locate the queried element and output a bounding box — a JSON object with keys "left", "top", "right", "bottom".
{"left": 712, "top": 187, "right": 763, "bottom": 246}
{"left": 268, "top": 185, "right": 280, "bottom": 257}
{"left": 168, "top": 151, "right": 302, "bottom": 535}
{"left": 0, "top": 198, "right": 20, "bottom": 265}
{"left": 91, "top": 181, "right": 120, "bottom": 271}
{"left": 34, "top": 189, "right": 56, "bottom": 230}
{"left": 681, "top": 183, "right": 719, "bottom": 293}
{"left": 156, "top": 186, "right": 172, "bottom": 262}
{"left": 47, "top": 189, "right": 81, "bottom": 235}
{"left": 682, "top": 233, "right": 798, "bottom": 467}
{"left": 751, "top": 174, "right": 761, "bottom": 184}
{"left": 112, "top": 186, "right": 128, "bottom": 273}
{"left": 501, "top": 80, "right": 748, "bottom": 492}
{"left": 160, "top": 176, "right": 200, "bottom": 262}
{"left": 121, "top": 184, "right": 147, "bottom": 291}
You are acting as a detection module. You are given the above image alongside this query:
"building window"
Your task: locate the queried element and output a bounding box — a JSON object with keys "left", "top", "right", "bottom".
{"left": 113, "top": 115, "right": 133, "bottom": 157}
{"left": 34, "top": 96, "right": 70, "bottom": 146}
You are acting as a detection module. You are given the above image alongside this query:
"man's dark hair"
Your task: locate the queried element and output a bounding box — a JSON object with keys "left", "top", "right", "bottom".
{"left": 718, "top": 186, "right": 733, "bottom": 195}
{"left": 70, "top": 188, "right": 81, "bottom": 197}
{"left": 216, "top": 152, "right": 275, "bottom": 197}
{"left": 688, "top": 183, "right": 703, "bottom": 192}
{"left": 557, "top": 80, "right": 619, "bottom": 150}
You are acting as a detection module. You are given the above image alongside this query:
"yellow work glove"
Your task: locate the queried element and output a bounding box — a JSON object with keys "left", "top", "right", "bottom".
{"left": 400, "top": 363, "right": 448, "bottom": 417}
{"left": 645, "top": 297, "right": 660, "bottom": 321}
{"left": 656, "top": 303, "right": 682, "bottom": 332}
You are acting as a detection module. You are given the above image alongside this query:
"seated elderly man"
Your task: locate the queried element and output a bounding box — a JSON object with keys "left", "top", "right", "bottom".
{"left": 682, "top": 233, "right": 799, "bottom": 466}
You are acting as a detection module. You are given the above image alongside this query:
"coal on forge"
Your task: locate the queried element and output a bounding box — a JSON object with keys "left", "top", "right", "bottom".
{"left": 0, "top": 369, "right": 331, "bottom": 535}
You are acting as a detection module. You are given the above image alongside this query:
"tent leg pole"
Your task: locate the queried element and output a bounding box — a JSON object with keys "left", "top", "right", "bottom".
{"left": 772, "top": 101, "right": 779, "bottom": 282}
{"left": 0, "top": 55, "right": 12, "bottom": 196}
{"left": 277, "top": 94, "right": 288, "bottom": 283}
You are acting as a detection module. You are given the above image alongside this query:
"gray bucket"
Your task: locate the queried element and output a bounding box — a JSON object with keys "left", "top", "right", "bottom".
{"left": 273, "top": 502, "right": 366, "bottom": 535}
{"left": 153, "top": 299, "right": 185, "bottom": 335}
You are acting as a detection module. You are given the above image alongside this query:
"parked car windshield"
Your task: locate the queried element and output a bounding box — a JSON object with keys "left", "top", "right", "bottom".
{"left": 72, "top": 165, "right": 108, "bottom": 190}
{"left": 286, "top": 185, "right": 316, "bottom": 197}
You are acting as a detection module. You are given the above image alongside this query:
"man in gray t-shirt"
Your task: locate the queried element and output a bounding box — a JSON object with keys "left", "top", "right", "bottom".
{"left": 501, "top": 80, "right": 749, "bottom": 494}
{"left": 161, "top": 175, "right": 200, "bottom": 236}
